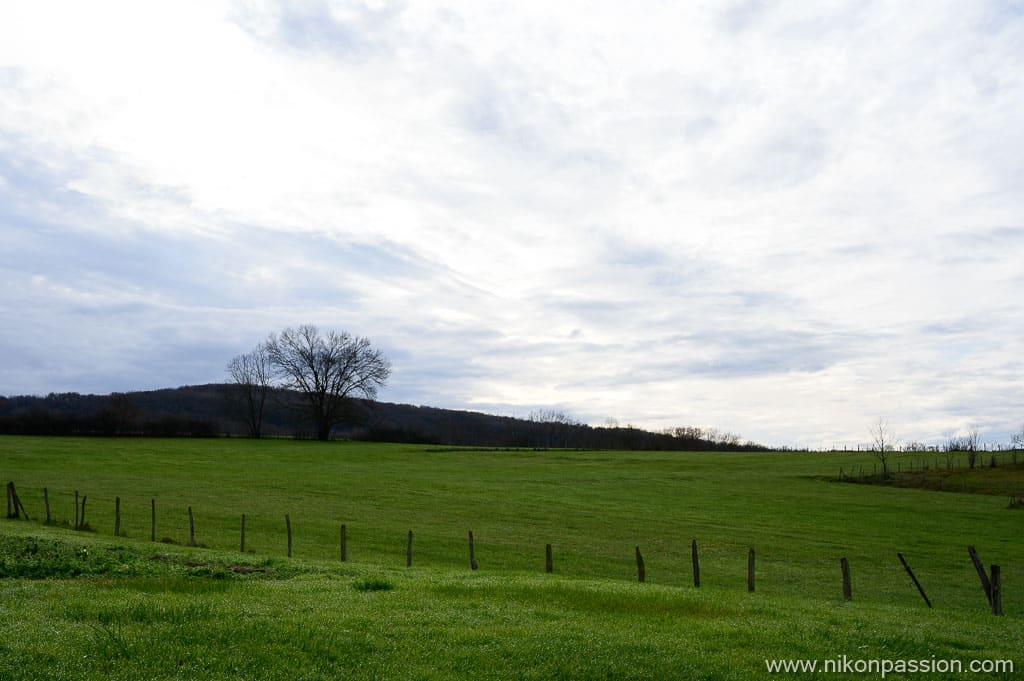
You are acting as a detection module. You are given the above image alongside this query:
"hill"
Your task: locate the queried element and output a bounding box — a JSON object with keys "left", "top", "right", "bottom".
{"left": 0, "top": 385, "right": 761, "bottom": 450}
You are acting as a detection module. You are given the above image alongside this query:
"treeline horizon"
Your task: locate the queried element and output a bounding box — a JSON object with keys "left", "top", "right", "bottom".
{"left": 0, "top": 385, "right": 764, "bottom": 451}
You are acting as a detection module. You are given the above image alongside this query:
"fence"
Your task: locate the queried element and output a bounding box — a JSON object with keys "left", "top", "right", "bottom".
{"left": 2, "top": 479, "right": 1011, "bottom": 617}
{"left": 837, "top": 451, "right": 1024, "bottom": 500}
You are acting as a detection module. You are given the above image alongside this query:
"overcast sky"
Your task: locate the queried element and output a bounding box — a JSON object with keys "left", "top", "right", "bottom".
{"left": 2, "top": 1, "right": 1023, "bottom": 448}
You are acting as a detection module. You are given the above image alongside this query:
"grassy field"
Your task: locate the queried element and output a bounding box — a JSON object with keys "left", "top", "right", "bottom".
{"left": 2, "top": 436, "right": 1022, "bottom": 679}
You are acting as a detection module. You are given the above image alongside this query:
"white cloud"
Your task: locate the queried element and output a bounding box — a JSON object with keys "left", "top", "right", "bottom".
{"left": 1, "top": 0, "right": 1023, "bottom": 447}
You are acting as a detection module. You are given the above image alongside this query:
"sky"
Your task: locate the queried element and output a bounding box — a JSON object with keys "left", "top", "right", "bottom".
{"left": 1, "top": 1, "right": 1023, "bottom": 448}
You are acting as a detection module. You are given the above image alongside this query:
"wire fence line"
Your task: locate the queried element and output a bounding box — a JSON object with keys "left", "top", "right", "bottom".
{"left": 4, "top": 478, "right": 1014, "bottom": 617}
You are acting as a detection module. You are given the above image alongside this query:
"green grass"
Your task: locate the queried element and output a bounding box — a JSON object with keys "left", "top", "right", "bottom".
{"left": 841, "top": 456, "right": 1024, "bottom": 498}
{"left": 2, "top": 436, "right": 1022, "bottom": 679}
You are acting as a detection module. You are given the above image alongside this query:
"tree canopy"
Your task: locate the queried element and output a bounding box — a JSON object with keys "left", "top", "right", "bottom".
{"left": 261, "top": 325, "right": 391, "bottom": 441}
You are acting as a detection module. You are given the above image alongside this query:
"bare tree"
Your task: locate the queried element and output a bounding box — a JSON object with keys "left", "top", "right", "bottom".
{"left": 870, "top": 418, "right": 894, "bottom": 478}
{"left": 1011, "top": 424, "right": 1024, "bottom": 450}
{"left": 528, "top": 409, "right": 581, "bottom": 447}
{"left": 264, "top": 325, "right": 391, "bottom": 441}
{"left": 226, "top": 345, "right": 273, "bottom": 438}
{"left": 964, "top": 429, "right": 980, "bottom": 469}
{"left": 946, "top": 429, "right": 980, "bottom": 468}
{"left": 967, "top": 429, "right": 980, "bottom": 468}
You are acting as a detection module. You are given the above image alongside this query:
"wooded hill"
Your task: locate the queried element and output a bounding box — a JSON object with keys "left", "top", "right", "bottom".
{"left": 0, "top": 385, "right": 763, "bottom": 451}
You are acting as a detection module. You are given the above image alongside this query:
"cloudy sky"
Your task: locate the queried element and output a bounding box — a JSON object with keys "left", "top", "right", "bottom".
{"left": 2, "top": 1, "right": 1023, "bottom": 448}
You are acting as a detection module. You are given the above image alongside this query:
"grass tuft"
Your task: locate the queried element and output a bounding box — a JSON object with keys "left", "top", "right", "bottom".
{"left": 353, "top": 576, "right": 394, "bottom": 592}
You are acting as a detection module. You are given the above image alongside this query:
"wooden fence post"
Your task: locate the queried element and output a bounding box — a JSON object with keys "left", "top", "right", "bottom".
{"left": 188, "top": 506, "right": 196, "bottom": 546}
{"left": 286, "top": 514, "right": 292, "bottom": 557}
{"left": 19, "top": 491, "right": 27, "bottom": 520}
{"left": 9, "top": 483, "right": 29, "bottom": 521}
{"left": 406, "top": 530, "right": 413, "bottom": 568}
{"left": 990, "top": 565, "right": 1003, "bottom": 616}
{"left": 114, "top": 496, "right": 121, "bottom": 536}
{"left": 840, "top": 557, "right": 852, "bottom": 601}
{"left": 692, "top": 539, "right": 700, "bottom": 587}
{"left": 44, "top": 487, "right": 51, "bottom": 524}
{"left": 340, "top": 524, "right": 347, "bottom": 562}
{"left": 468, "top": 530, "right": 478, "bottom": 570}
{"left": 967, "top": 546, "right": 992, "bottom": 606}
{"left": 635, "top": 546, "right": 645, "bottom": 583}
{"left": 897, "top": 553, "right": 931, "bottom": 608}
{"left": 150, "top": 499, "right": 156, "bottom": 542}
{"left": 748, "top": 548, "right": 756, "bottom": 592}
{"left": 240, "top": 514, "right": 246, "bottom": 553}
{"left": 545, "top": 543, "right": 553, "bottom": 573}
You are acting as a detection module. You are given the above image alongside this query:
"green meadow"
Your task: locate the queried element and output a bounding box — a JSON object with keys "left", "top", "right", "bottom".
{"left": 1, "top": 436, "right": 1022, "bottom": 679}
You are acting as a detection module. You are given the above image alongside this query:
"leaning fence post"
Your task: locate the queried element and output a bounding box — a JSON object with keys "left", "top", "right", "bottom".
{"left": 286, "top": 514, "right": 292, "bottom": 557}
{"left": 340, "top": 524, "right": 347, "bottom": 562}
{"left": 545, "top": 543, "right": 553, "bottom": 573}
{"left": 406, "top": 530, "right": 413, "bottom": 568}
{"left": 114, "top": 496, "right": 121, "bottom": 536}
{"left": 897, "top": 552, "right": 932, "bottom": 608}
{"left": 990, "top": 565, "right": 1003, "bottom": 616}
{"left": 468, "top": 530, "right": 478, "bottom": 570}
{"left": 692, "top": 539, "right": 701, "bottom": 587}
{"left": 967, "top": 546, "right": 992, "bottom": 606}
{"left": 188, "top": 506, "right": 196, "bottom": 546}
{"left": 43, "top": 487, "right": 51, "bottom": 524}
{"left": 9, "top": 483, "right": 29, "bottom": 521}
{"left": 748, "top": 548, "right": 756, "bottom": 592}
{"left": 840, "top": 557, "right": 852, "bottom": 601}
{"left": 17, "top": 490, "right": 28, "bottom": 520}
{"left": 635, "top": 546, "right": 645, "bottom": 583}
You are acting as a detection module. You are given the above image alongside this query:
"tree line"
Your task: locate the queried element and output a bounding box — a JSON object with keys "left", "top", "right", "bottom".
{"left": 0, "top": 387, "right": 763, "bottom": 450}
{"left": 869, "top": 419, "right": 1024, "bottom": 479}
{"left": 0, "top": 324, "right": 764, "bottom": 450}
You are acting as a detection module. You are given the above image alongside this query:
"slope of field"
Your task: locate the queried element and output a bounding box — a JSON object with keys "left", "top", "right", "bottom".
{"left": 2, "top": 436, "right": 1022, "bottom": 679}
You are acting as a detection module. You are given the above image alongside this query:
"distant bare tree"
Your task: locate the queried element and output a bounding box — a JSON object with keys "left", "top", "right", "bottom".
{"left": 227, "top": 345, "right": 273, "bottom": 438}
{"left": 528, "top": 409, "right": 580, "bottom": 426}
{"left": 703, "top": 427, "right": 742, "bottom": 447}
{"left": 945, "top": 429, "right": 981, "bottom": 468}
{"left": 264, "top": 325, "right": 391, "bottom": 441}
{"left": 965, "top": 429, "right": 980, "bottom": 468}
{"left": 1012, "top": 424, "right": 1024, "bottom": 450}
{"left": 528, "top": 409, "right": 581, "bottom": 447}
{"left": 870, "top": 418, "right": 894, "bottom": 478}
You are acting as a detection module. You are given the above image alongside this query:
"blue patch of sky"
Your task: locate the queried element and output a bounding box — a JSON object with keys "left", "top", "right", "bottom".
{"left": 714, "top": 0, "right": 771, "bottom": 33}
{"left": 232, "top": 0, "right": 399, "bottom": 60}
{"left": 976, "top": 0, "right": 1024, "bottom": 34}
{"left": 275, "top": 1, "right": 362, "bottom": 54}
